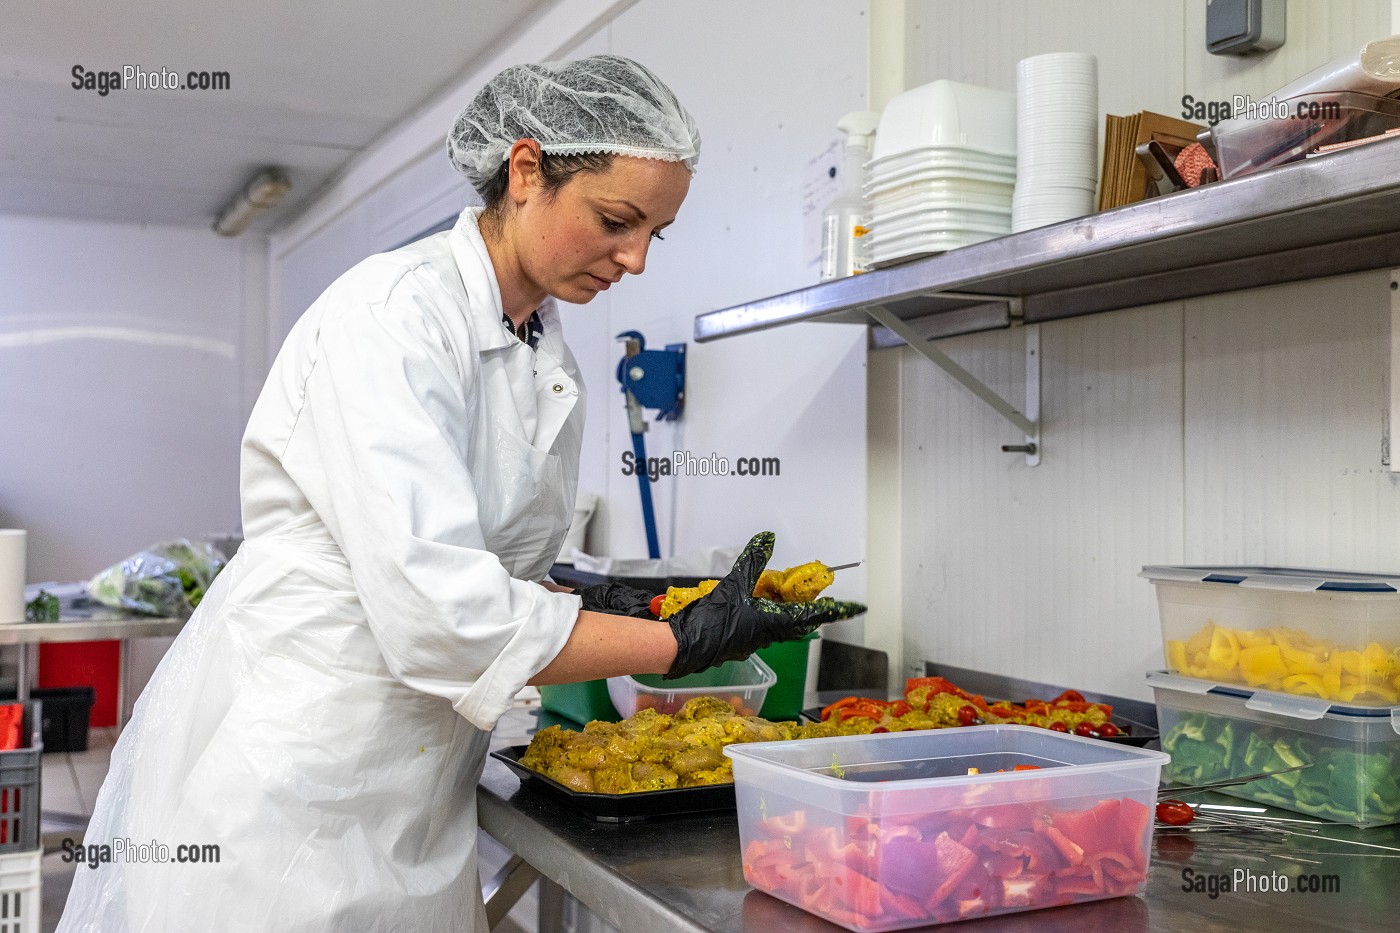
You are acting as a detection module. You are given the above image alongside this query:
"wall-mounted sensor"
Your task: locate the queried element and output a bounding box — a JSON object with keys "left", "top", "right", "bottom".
{"left": 1206, "top": 0, "right": 1285, "bottom": 56}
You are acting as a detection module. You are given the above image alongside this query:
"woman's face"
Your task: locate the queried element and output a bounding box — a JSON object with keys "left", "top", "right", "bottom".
{"left": 510, "top": 149, "right": 691, "bottom": 304}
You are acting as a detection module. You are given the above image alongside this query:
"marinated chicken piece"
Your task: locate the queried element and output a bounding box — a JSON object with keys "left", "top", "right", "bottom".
{"left": 658, "top": 579, "right": 719, "bottom": 619}
{"left": 544, "top": 763, "right": 595, "bottom": 793}
{"left": 778, "top": 561, "right": 834, "bottom": 602}
{"left": 670, "top": 745, "right": 725, "bottom": 776}
{"left": 675, "top": 696, "right": 733, "bottom": 722}
{"left": 629, "top": 761, "right": 680, "bottom": 791}
{"left": 752, "top": 569, "right": 784, "bottom": 600}
{"left": 683, "top": 764, "right": 733, "bottom": 787}
{"left": 520, "top": 696, "right": 804, "bottom": 794}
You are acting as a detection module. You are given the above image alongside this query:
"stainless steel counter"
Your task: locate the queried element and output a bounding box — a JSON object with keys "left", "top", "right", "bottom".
{"left": 480, "top": 706, "right": 1399, "bottom": 933}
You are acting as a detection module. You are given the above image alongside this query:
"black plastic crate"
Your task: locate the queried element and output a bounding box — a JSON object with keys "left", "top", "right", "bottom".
{"left": 0, "top": 701, "right": 41, "bottom": 854}
{"left": 0, "top": 687, "right": 94, "bottom": 753}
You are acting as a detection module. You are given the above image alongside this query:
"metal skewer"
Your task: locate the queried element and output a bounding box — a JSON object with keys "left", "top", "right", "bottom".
{"left": 1159, "top": 763, "right": 1310, "bottom": 795}
{"left": 826, "top": 562, "right": 861, "bottom": 572}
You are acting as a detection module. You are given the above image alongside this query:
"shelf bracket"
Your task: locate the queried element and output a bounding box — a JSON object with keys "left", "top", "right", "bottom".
{"left": 864, "top": 304, "right": 1041, "bottom": 464}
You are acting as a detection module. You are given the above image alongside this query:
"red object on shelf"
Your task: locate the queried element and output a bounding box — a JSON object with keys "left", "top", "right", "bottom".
{"left": 0, "top": 705, "right": 21, "bottom": 750}
{"left": 39, "top": 642, "right": 119, "bottom": 728}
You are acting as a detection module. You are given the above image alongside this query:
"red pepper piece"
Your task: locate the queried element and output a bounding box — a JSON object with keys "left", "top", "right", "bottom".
{"left": 757, "top": 810, "right": 807, "bottom": 838}
{"left": 1039, "top": 825, "right": 1085, "bottom": 867}
{"left": 820, "top": 696, "right": 861, "bottom": 721}
{"left": 923, "top": 831, "right": 978, "bottom": 910}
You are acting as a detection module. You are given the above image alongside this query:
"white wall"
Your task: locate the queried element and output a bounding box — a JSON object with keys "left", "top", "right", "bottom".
{"left": 0, "top": 212, "right": 260, "bottom": 694}
{"left": 892, "top": 0, "right": 1398, "bottom": 699}
{"left": 267, "top": 0, "right": 872, "bottom": 633}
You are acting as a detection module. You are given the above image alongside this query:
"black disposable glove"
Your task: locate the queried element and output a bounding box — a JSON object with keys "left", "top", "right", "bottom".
{"left": 576, "top": 581, "right": 657, "bottom": 618}
{"left": 665, "top": 532, "right": 867, "bottom": 679}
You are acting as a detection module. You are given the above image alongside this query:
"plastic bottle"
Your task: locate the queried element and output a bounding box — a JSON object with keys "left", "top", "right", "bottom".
{"left": 820, "top": 111, "right": 880, "bottom": 282}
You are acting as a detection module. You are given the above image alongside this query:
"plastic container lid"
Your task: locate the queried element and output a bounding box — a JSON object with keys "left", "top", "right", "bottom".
{"left": 1140, "top": 565, "right": 1400, "bottom": 593}
{"left": 1146, "top": 670, "right": 1400, "bottom": 733}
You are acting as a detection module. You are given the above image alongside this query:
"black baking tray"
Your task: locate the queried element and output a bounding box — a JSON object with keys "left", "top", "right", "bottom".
{"left": 491, "top": 746, "right": 736, "bottom": 823}
{"left": 799, "top": 706, "right": 1158, "bottom": 747}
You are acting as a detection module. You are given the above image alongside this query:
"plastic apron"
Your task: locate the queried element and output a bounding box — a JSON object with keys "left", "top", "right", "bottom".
{"left": 59, "top": 224, "right": 575, "bottom": 932}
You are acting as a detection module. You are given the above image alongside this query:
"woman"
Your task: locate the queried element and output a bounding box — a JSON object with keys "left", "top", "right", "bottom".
{"left": 60, "top": 55, "right": 861, "bottom": 931}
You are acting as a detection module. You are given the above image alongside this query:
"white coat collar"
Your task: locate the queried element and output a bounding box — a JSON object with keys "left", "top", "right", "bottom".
{"left": 449, "top": 207, "right": 565, "bottom": 355}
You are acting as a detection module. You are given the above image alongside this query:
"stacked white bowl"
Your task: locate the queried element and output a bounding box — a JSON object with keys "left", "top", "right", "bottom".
{"left": 863, "top": 80, "right": 1016, "bottom": 266}
{"left": 1012, "top": 53, "right": 1099, "bottom": 232}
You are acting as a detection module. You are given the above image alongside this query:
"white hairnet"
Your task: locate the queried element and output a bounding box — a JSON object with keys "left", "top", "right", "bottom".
{"left": 447, "top": 54, "right": 700, "bottom": 193}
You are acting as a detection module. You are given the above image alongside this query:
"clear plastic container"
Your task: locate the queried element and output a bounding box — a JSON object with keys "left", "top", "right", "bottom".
{"left": 1149, "top": 670, "right": 1400, "bottom": 827}
{"left": 1210, "top": 91, "right": 1400, "bottom": 179}
{"left": 1141, "top": 566, "right": 1400, "bottom": 707}
{"left": 607, "top": 655, "right": 775, "bottom": 718}
{"left": 725, "top": 726, "right": 1167, "bottom": 931}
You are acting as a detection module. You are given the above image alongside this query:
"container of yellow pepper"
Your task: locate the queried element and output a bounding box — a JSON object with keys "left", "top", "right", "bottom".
{"left": 1142, "top": 566, "right": 1400, "bottom": 707}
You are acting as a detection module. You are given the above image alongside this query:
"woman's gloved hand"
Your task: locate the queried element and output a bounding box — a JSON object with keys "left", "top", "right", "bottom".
{"left": 576, "top": 581, "right": 657, "bottom": 618}
{"left": 666, "top": 532, "right": 866, "bottom": 679}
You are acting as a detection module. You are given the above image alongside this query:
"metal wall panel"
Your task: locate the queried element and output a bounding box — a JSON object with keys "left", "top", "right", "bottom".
{"left": 1184, "top": 272, "right": 1399, "bottom": 569}
{"left": 907, "top": 0, "right": 1187, "bottom": 121}
{"left": 901, "top": 305, "right": 1185, "bottom": 700}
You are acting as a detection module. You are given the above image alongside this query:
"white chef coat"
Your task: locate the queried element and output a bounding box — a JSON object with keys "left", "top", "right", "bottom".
{"left": 58, "top": 206, "right": 586, "bottom": 932}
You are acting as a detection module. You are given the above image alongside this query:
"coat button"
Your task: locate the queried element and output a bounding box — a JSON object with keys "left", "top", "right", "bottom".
{"left": 552, "top": 383, "right": 565, "bottom": 394}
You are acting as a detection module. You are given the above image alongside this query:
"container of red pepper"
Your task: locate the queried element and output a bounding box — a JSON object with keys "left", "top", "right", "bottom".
{"left": 725, "top": 725, "right": 1167, "bottom": 931}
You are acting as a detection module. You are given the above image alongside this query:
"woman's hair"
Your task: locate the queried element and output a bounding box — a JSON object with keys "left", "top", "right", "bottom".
{"left": 477, "top": 150, "right": 615, "bottom": 236}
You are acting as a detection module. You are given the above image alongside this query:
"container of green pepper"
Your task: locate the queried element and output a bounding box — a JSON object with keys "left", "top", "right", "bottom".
{"left": 1149, "top": 670, "right": 1400, "bottom": 827}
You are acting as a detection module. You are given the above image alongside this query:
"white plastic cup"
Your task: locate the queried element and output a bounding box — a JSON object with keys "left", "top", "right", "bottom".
{"left": 0, "top": 531, "right": 26, "bottom": 624}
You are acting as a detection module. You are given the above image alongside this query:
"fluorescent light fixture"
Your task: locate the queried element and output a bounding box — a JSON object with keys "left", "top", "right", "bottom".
{"left": 213, "top": 168, "right": 291, "bottom": 236}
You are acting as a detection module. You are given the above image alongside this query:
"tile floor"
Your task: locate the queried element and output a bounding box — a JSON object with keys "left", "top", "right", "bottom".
{"left": 38, "top": 726, "right": 117, "bottom": 933}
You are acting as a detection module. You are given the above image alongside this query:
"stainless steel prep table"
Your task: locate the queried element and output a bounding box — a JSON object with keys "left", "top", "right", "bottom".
{"left": 7, "top": 584, "right": 185, "bottom": 730}
{"left": 480, "top": 705, "right": 1399, "bottom": 933}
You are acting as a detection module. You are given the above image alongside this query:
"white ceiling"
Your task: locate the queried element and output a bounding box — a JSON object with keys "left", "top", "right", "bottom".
{"left": 0, "top": 0, "right": 554, "bottom": 231}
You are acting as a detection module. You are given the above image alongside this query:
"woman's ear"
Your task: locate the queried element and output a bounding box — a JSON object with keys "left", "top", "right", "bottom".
{"left": 506, "top": 139, "right": 543, "bottom": 206}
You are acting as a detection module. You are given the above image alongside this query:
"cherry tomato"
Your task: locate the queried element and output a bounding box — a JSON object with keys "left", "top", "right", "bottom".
{"left": 649, "top": 594, "right": 665, "bottom": 617}
{"left": 1048, "top": 721, "right": 1070, "bottom": 733}
{"left": 1096, "top": 722, "right": 1121, "bottom": 738}
{"left": 1073, "top": 722, "right": 1100, "bottom": 738}
{"left": 1156, "top": 799, "right": 1195, "bottom": 826}
{"left": 956, "top": 705, "right": 980, "bottom": 727}
{"left": 871, "top": 726, "right": 889, "bottom": 734}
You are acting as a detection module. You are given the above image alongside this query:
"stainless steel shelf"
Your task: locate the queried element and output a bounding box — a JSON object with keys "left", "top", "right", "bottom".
{"left": 693, "top": 136, "right": 1400, "bottom": 345}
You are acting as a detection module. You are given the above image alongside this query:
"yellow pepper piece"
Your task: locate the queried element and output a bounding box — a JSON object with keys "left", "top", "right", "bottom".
{"left": 1208, "top": 627, "right": 1241, "bottom": 669}
{"left": 1338, "top": 682, "right": 1399, "bottom": 704}
{"left": 1322, "top": 656, "right": 1343, "bottom": 698}
{"left": 1235, "top": 628, "right": 1273, "bottom": 649}
{"left": 1337, "top": 650, "right": 1365, "bottom": 676}
{"left": 1363, "top": 643, "right": 1390, "bottom": 678}
{"left": 1166, "top": 640, "right": 1189, "bottom": 673}
{"left": 1184, "top": 622, "right": 1215, "bottom": 659}
{"left": 1280, "top": 673, "right": 1327, "bottom": 699}
{"left": 1238, "top": 645, "right": 1288, "bottom": 686}
{"left": 1280, "top": 646, "right": 1323, "bottom": 675}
